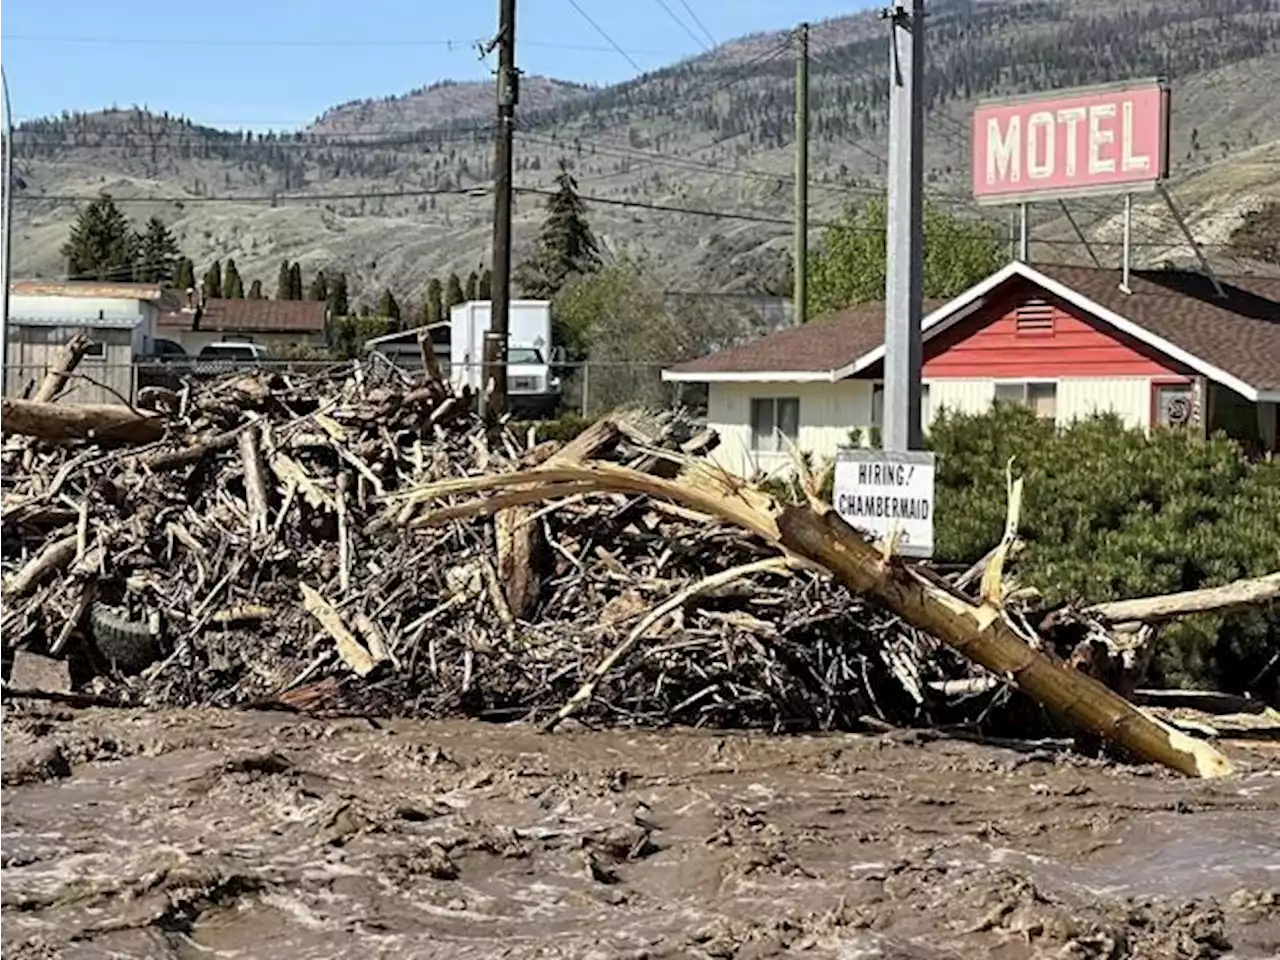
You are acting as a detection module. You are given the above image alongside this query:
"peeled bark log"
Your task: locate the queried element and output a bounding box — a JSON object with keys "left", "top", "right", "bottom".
{"left": 239, "top": 426, "right": 270, "bottom": 537}
{"left": 1, "top": 398, "right": 165, "bottom": 443}
{"left": 387, "top": 459, "right": 1235, "bottom": 779}
{"left": 6, "top": 533, "right": 78, "bottom": 598}
{"left": 1086, "top": 572, "right": 1280, "bottom": 626}
{"left": 495, "top": 504, "right": 541, "bottom": 620}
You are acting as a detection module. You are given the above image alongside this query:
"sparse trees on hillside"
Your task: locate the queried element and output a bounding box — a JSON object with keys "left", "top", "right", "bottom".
{"left": 515, "top": 159, "right": 601, "bottom": 299}
{"left": 277, "top": 260, "right": 294, "bottom": 300}
{"left": 134, "top": 216, "right": 181, "bottom": 284}
{"left": 202, "top": 260, "right": 224, "bottom": 299}
{"left": 62, "top": 196, "right": 139, "bottom": 282}
{"left": 807, "top": 198, "right": 1002, "bottom": 317}
{"left": 1228, "top": 201, "right": 1279, "bottom": 265}
{"left": 224, "top": 258, "right": 244, "bottom": 298}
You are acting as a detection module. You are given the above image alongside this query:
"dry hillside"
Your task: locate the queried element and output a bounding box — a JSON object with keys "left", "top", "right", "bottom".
{"left": 9, "top": 0, "right": 1280, "bottom": 306}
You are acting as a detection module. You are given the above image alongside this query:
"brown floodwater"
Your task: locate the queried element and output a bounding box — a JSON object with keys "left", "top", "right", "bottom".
{"left": 2, "top": 705, "right": 1278, "bottom": 959}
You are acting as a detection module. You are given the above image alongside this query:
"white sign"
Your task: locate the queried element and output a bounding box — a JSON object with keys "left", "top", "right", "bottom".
{"left": 832, "top": 449, "right": 937, "bottom": 558}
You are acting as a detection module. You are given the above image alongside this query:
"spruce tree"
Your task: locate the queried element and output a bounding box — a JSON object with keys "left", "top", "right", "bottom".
{"left": 513, "top": 159, "right": 600, "bottom": 299}
{"left": 203, "top": 260, "right": 224, "bottom": 299}
{"left": 174, "top": 256, "right": 197, "bottom": 291}
{"left": 445, "top": 272, "right": 465, "bottom": 310}
{"left": 276, "top": 259, "right": 293, "bottom": 299}
{"left": 464, "top": 270, "right": 479, "bottom": 301}
{"left": 424, "top": 277, "right": 444, "bottom": 324}
{"left": 308, "top": 269, "right": 329, "bottom": 302}
{"left": 248, "top": 279, "right": 264, "bottom": 299}
{"left": 224, "top": 258, "right": 244, "bottom": 298}
{"left": 134, "top": 216, "right": 181, "bottom": 284}
{"left": 62, "top": 195, "right": 138, "bottom": 281}
{"left": 479, "top": 267, "right": 493, "bottom": 299}
{"left": 289, "top": 262, "right": 304, "bottom": 300}
{"left": 328, "top": 273, "right": 350, "bottom": 316}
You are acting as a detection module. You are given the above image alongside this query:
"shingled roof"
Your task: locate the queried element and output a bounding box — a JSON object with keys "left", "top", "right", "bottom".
{"left": 665, "top": 262, "right": 1280, "bottom": 399}
{"left": 159, "top": 298, "right": 328, "bottom": 334}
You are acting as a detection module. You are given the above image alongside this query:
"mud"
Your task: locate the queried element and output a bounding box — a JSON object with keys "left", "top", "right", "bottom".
{"left": 2, "top": 706, "right": 1278, "bottom": 959}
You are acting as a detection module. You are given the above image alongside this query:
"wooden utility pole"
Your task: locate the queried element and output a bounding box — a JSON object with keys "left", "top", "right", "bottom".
{"left": 793, "top": 23, "right": 809, "bottom": 326}
{"left": 882, "top": 0, "right": 925, "bottom": 452}
{"left": 485, "top": 0, "right": 518, "bottom": 419}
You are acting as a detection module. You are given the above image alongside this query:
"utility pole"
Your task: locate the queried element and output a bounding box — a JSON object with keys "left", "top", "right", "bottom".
{"left": 485, "top": 0, "right": 517, "bottom": 419}
{"left": 881, "top": 0, "right": 924, "bottom": 452}
{"left": 793, "top": 23, "right": 809, "bottom": 326}
{"left": 1, "top": 67, "right": 13, "bottom": 392}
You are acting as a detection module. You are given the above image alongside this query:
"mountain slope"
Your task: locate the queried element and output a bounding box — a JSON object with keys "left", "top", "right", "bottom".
{"left": 10, "top": 0, "right": 1280, "bottom": 306}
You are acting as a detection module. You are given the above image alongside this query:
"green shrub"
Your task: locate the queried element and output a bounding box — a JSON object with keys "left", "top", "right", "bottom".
{"left": 509, "top": 414, "right": 595, "bottom": 445}
{"left": 928, "top": 405, "right": 1280, "bottom": 694}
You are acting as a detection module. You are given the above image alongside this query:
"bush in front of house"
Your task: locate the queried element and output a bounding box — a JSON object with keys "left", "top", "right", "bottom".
{"left": 509, "top": 414, "right": 596, "bottom": 445}
{"left": 929, "top": 404, "right": 1280, "bottom": 697}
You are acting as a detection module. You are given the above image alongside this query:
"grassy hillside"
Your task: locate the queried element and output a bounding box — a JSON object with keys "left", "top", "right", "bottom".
{"left": 10, "top": 0, "right": 1280, "bottom": 306}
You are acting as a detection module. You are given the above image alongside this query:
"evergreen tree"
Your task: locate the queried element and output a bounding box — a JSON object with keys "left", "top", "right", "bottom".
{"left": 464, "top": 270, "right": 479, "bottom": 301}
{"left": 445, "top": 272, "right": 465, "bottom": 310}
{"left": 377, "top": 288, "right": 402, "bottom": 330}
{"left": 174, "top": 256, "right": 197, "bottom": 291}
{"left": 224, "top": 258, "right": 245, "bottom": 298}
{"left": 478, "top": 267, "right": 493, "bottom": 299}
{"left": 62, "top": 195, "right": 138, "bottom": 281}
{"left": 328, "top": 272, "right": 350, "bottom": 316}
{"left": 248, "top": 279, "right": 264, "bottom": 299}
{"left": 514, "top": 159, "right": 600, "bottom": 299}
{"left": 276, "top": 259, "right": 293, "bottom": 299}
{"left": 289, "top": 262, "right": 304, "bottom": 300}
{"left": 134, "top": 216, "right": 181, "bottom": 284}
{"left": 202, "top": 260, "right": 223, "bottom": 299}
{"left": 423, "top": 277, "right": 444, "bottom": 325}
{"left": 308, "top": 269, "right": 329, "bottom": 302}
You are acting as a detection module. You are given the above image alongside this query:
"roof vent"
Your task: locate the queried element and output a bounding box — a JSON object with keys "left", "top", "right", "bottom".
{"left": 1015, "top": 299, "right": 1055, "bottom": 334}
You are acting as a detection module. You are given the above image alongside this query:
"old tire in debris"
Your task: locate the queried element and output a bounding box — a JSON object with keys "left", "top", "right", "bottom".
{"left": 89, "top": 603, "right": 162, "bottom": 674}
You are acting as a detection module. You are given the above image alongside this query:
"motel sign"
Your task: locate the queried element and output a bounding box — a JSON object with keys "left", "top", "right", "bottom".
{"left": 972, "top": 79, "right": 1170, "bottom": 204}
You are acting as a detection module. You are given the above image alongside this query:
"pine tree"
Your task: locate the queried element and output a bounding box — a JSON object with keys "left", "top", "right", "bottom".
{"left": 224, "top": 258, "right": 244, "bottom": 298}
{"left": 248, "top": 279, "right": 264, "bottom": 299}
{"left": 62, "top": 195, "right": 138, "bottom": 281}
{"left": 464, "top": 270, "right": 479, "bottom": 301}
{"left": 377, "top": 289, "right": 402, "bottom": 331}
{"left": 289, "top": 262, "right": 304, "bottom": 300}
{"left": 514, "top": 159, "right": 600, "bottom": 299}
{"left": 328, "top": 272, "right": 350, "bottom": 316}
{"left": 174, "top": 256, "right": 197, "bottom": 291}
{"left": 445, "top": 272, "right": 465, "bottom": 310}
{"left": 424, "top": 277, "right": 444, "bottom": 324}
{"left": 203, "top": 260, "right": 224, "bottom": 299}
{"left": 308, "top": 269, "right": 329, "bottom": 302}
{"left": 478, "top": 267, "right": 493, "bottom": 299}
{"left": 134, "top": 216, "right": 181, "bottom": 284}
{"left": 276, "top": 259, "right": 293, "bottom": 299}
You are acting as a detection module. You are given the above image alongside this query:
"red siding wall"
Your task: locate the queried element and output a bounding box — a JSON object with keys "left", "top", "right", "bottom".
{"left": 919, "top": 282, "right": 1190, "bottom": 380}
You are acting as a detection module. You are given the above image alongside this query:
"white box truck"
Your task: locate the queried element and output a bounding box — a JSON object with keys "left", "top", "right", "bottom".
{"left": 448, "top": 299, "right": 562, "bottom": 416}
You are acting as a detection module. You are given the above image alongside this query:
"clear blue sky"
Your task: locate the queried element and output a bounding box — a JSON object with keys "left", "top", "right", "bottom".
{"left": 2, "top": 0, "right": 871, "bottom": 130}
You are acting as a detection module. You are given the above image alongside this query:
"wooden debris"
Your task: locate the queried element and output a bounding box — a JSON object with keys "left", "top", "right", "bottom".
{"left": 1, "top": 398, "right": 166, "bottom": 443}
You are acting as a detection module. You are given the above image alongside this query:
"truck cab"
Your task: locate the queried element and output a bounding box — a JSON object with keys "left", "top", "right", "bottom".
{"left": 449, "top": 300, "right": 563, "bottom": 417}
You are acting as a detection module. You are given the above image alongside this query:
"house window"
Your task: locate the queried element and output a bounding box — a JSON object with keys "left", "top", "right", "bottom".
{"left": 1015, "top": 299, "right": 1056, "bottom": 335}
{"left": 871, "top": 382, "right": 932, "bottom": 431}
{"left": 1153, "top": 383, "right": 1194, "bottom": 429}
{"left": 750, "top": 397, "right": 799, "bottom": 452}
{"left": 84, "top": 340, "right": 106, "bottom": 359}
{"left": 994, "top": 381, "right": 1057, "bottom": 419}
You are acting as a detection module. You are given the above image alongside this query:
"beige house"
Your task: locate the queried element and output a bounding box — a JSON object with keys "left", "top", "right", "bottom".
{"left": 664, "top": 262, "right": 1280, "bottom": 477}
{"left": 5, "top": 280, "right": 165, "bottom": 403}
{"left": 157, "top": 298, "right": 328, "bottom": 354}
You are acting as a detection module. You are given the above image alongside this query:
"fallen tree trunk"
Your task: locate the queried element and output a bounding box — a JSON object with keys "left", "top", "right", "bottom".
{"left": 1085, "top": 572, "right": 1280, "bottom": 626}
{"left": 384, "top": 458, "right": 1234, "bottom": 779}
{"left": 31, "top": 333, "right": 94, "bottom": 404}
{"left": 1, "top": 398, "right": 165, "bottom": 443}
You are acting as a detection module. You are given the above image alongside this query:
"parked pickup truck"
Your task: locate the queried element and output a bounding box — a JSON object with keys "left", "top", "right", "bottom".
{"left": 192, "top": 342, "right": 270, "bottom": 376}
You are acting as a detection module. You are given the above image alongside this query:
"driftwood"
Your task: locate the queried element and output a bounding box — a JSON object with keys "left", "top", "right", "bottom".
{"left": 30, "top": 334, "right": 94, "bottom": 404}
{"left": 1, "top": 398, "right": 165, "bottom": 443}
{"left": 1085, "top": 572, "right": 1280, "bottom": 626}
{"left": 390, "top": 459, "right": 1234, "bottom": 779}
{"left": 238, "top": 425, "right": 271, "bottom": 537}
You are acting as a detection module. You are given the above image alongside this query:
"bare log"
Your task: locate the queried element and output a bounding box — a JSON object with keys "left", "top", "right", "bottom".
{"left": 31, "top": 334, "right": 93, "bottom": 404}
{"left": 238, "top": 425, "right": 270, "bottom": 537}
{"left": 495, "top": 504, "right": 542, "bottom": 621}
{"left": 6, "top": 533, "right": 78, "bottom": 598}
{"left": 1, "top": 398, "right": 165, "bottom": 443}
{"left": 1085, "top": 572, "right": 1280, "bottom": 626}
{"left": 389, "top": 459, "right": 1234, "bottom": 779}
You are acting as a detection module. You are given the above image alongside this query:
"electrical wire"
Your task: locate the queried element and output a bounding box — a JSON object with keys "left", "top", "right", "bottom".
{"left": 562, "top": 0, "right": 645, "bottom": 73}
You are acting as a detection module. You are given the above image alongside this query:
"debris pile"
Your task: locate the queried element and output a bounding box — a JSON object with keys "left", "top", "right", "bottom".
{"left": 2, "top": 361, "right": 944, "bottom": 729}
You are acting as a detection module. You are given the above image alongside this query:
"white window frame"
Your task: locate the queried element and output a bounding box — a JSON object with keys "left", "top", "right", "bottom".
{"left": 749, "top": 396, "right": 799, "bottom": 452}
{"left": 992, "top": 379, "right": 1057, "bottom": 419}
{"left": 870, "top": 381, "right": 932, "bottom": 432}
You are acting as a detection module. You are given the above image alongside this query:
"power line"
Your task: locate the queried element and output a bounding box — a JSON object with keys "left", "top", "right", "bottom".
{"left": 651, "top": 0, "right": 712, "bottom": 52}
{"left": 14, "top": 184, "right": 487, "bottom": 205}
{"left": 675, "top": 0, "right": 718, "bottom": 49}
{"left": 563, "top": 0, "right": 645, "bottom": 73}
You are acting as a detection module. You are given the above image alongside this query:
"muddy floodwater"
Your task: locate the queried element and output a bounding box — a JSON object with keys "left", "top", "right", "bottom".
{"left": 2, "top": 706, "right": 1278, "bottom": 959}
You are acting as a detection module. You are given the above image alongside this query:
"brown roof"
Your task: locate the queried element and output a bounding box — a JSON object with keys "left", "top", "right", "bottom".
{"left": 159, "top": 298, "right": 328, "bottom": 334}
{"left": 11, "top": 279, "right": 165, "bottom": 301}
{"left": 668, "top": 263, "right": 1280, "bottom": 395}
{"left": 670, "top": 302, "right": 940, "bottom": 376}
